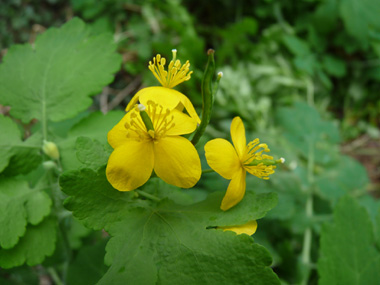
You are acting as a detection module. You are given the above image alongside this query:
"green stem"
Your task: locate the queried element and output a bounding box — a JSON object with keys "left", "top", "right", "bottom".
{"left": 47, "top": 267, "right": 64, "bottom": 285}
{"left": 136, "top": 190, "right": 161, "bottom": 202}
{"left": 202, "top": 169, "right": 215, "bottom": 174}
{"left": 41, "top": 97, "right": 48, "bottom": 141}
{"left": 191, "top": 49, "right": 216, "bottom": 145}
{"left": 301, "top": 140, "right": 314, "bottom": 285}
{"left": 46, "top": 164, "right": 72, "bottom": 284}
{"left": 59, "top": 219, "right": 72, "bottom": 284}
{"left": 305, "top": 78, "right": 314, "bottom": 107}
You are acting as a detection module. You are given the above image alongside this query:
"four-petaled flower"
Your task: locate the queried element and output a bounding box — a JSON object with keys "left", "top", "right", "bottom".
{"left": 205, "top": 116, "right": 277, "bottom": 211}
{"left": 126, "top": 50, "right": 201, "bottom": 124}
{"left": 106, "top": 100, "right": 201, "bottom": 191}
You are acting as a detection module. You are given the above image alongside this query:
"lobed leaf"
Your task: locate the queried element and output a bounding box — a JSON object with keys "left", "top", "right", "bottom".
{"left": 75, "top": 136, "right": 109, "bottom": 170}
{"left": 60, "top": 167, "right": 148, "bottom": 230}
{"left": 60, "top": 165, "right": 279, "bottom": 284}
{"left": 0, "top": 115, "right": 41, "bottom": 175}
{"left": 316, "top": 155, "right": 369, "bottom": 204}
{"left": 0, "top": 217, "right": 56, "bottom": 269}
{"left": 318, "top": 196, "right": 380, "bottom": 284}
{"left": 100, "top": 192, "right": 279, "bottom": 284}
{"left": 58, "top": 111, "right": 123, "bottom": 170}
{"left": 0, "top": 17, "right": 121, "bottom": 123}
{"left": 276, "top": 102, "right": 340, "bottom": 164}
{"left": 0, "top": 178, "right": 51, "bottom": 249}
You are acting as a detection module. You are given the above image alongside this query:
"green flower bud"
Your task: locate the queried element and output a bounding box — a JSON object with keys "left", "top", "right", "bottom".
{"left": 43, "top": 160, "right": 57, "bottom": 170}
{"left": 42, "top": 140, "right": 60, "bottom": 160}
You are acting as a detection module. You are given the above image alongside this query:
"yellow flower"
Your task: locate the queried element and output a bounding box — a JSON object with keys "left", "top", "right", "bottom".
{"left": 219, "top": 220, "right": 258, "bottom": 235}
{"left": 106, "top": 100, "right": 201, "bottom": 191}
{"left": 205, "top": 116, "right": 278, "bottom": 211}
{"left": 126, "top": 50, "right": 200, "bottom": 124}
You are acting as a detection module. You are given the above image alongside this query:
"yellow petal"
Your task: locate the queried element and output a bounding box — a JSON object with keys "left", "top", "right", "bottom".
{"left": 107, "top": 112, "right": 131, "bottom": 149}
{"left": 126, "top": 87, "right": 201, "bottom": 124}
{"left": 165, "top": 109, "right": 197, "bottom": 136}
{"left": 106, "top": 140, "right": 154, "bottom": 191}
{"left": 220, "top": 168, "right": 246, "bottom": 211}
{"left": 219, "top": 220, "right": 258, "bottom": 235}
{"left": 204, "top": 138, "right": 241, "bottom": 180}
{"left": 230, "top": 116, "right": 246, "bottom": 159}
{"left": 153, "top": 136, "right": 201, "bottom": 188}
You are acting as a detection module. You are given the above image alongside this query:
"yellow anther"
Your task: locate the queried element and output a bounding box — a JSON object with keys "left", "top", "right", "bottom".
{"left": 148, "top": 50, "right": 193, "bottom": 88}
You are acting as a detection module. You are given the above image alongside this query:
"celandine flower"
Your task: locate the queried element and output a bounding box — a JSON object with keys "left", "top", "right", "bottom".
{"left": 106, "top": 100, "right": 201, "bottom": 191}
{"left": 126, "top": 50, "right": 201, "bottom": 124}
{"left": 205, "top": 117, "right": 282, "bottom": 211}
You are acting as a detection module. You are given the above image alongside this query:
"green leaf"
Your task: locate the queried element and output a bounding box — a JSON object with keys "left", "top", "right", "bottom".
{"left": 66, "top": 240, "right": 109, "bottom": 285}
{"left": 100, "top": 192, "right": 279, "bottom": 284}
{"left": 376, "top": 208, "right": 380, "bottom": 249}
{"left": 313, "top": 0, "right": 338, "bottom": 34}
{"left": 76, "top": 136, "right": 109, "bottom": 170}
{"left": 58, "top": 111, "right": 123, "bottom": 170}
{"left": 0, "top": 115, "right": 41, "bottom": 175}
{"left": 0, "top": 178, "right": 51, "bottom": 248}
{"left": 67, "top": 216, "right": 92, "bottom": 249}
{"left": 316, "top": 155, "right": 369, "bottom": 204}
{"left": 0, "top": 217, "right": 57, "bottom": 269}
{"left": 322, "top": 55, "right": 346, "bottom": 77}
{"left": 339, "top": 0, "right": 380, "bottom": 46}
{"left": 282, "top": 35, "right": 310, "bottom": 57}
{"left": 276, "top": 102, "right": 340, "bottom": 164}
{"left": 0, "top": 17, "right": 121, "bottom": 123}
{"left": 60, "top": 167, "right": 279, "bottom": 284}
{"left": 60, "top": 167, "right": 148, "bottom": 230}
{"left": 318, "top": 196, "right": 380, "bottom": 284}
{"left": 142, "top": 177, "right": 194, "bottom": 206}
{"left": 25, "top": 191, "right": 52, "bottom": 225}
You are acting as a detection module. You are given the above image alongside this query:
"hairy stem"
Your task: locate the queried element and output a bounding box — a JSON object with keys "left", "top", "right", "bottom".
{"left": 136, "top": 190, "right": 161, "bottom": 202}
{"left": 301, "top": 140, "right": 315, "bottom": 285}
{"left": 191, "top": 49, "right": 215, "bottom": 145}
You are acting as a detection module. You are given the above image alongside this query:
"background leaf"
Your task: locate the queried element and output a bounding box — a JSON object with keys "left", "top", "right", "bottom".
{"left": 58, "top": 111, "right": 123, "bottom": 170}
{"left": 0, "top": 178, "right": 51, "bottom": 249}
{"left": 75, "top": 136, "right": 109, "bottom": 170}
{"left": 0, "top": 17, "right": 121, "bottom": 123}
{"left": 0, "top": 115, "right": 41, "bottom": 175}
{"left": 318, "top": 196, "right": 380, "bottom": 284}
{"left": 60, "top": 164, "right": 279, "bottom": 284}
{"left": 66, "top": 240, "right": 109, "bottom": 285}
{"left": 0, "top": 217, "right": 56, "bottom": 269}
{"left": 99, "top": 192, "right": 279, "bottom": 284}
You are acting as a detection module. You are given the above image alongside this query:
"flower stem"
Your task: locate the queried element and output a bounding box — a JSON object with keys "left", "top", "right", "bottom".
{"left": 136, "top": 190, "right": 161, "bottom": 202}
{"left": 202, "top": 168, "right": 215, "bottom": 174}
{"left": 300, "top": 140, "right": 315, "bottom": 285}
{"left": 47, "top": 267, "right": 64, "bottom": 285}
{"left": 191, "top": 49, "right": 216, "bottom": 145}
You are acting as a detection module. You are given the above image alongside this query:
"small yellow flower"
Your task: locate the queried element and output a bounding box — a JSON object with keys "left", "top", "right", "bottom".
{"left": 219, "top": 220, "right": 258, "bottom": 235}
{"left": 126, "top": 50, "right": 200, "bottom": 124}
{"left": 106, "top": 100, "right": 201, "bottom": 191}
{"left": 205, "top": 117, "right": 278, "bottom": 211}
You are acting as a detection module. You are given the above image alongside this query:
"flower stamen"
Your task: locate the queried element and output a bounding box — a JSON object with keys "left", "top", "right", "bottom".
{"left": 148, "top": 49, "right": 193, "bottom": 88}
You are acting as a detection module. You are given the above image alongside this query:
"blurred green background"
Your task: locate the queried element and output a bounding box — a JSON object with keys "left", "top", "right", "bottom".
{"left": 1, "top": 0, "right": 380, "bottom": 284}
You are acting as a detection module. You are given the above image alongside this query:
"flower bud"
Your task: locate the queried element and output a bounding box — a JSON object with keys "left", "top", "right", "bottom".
{"left": 43, "top": 160, "right": 57, "bottom": 170}
{"left": 42, "top": 140, "right": 60, "bottom": 160}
